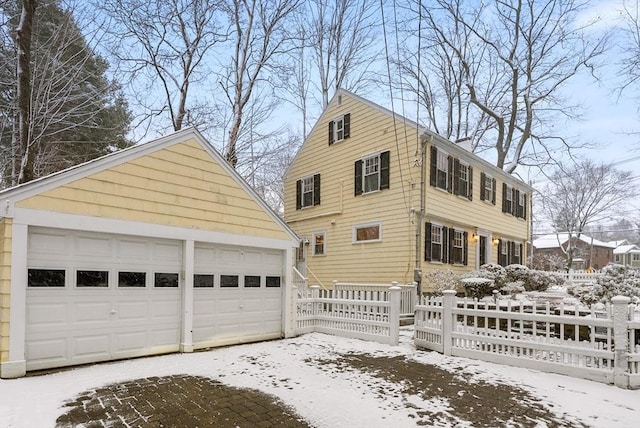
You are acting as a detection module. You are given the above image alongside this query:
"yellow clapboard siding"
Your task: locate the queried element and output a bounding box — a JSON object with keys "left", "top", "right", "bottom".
{"left": 285, "top": 91, "right": 530, "bottom": 287}
{"left": 16, "top": 140, "right": 290, "bottom": 241}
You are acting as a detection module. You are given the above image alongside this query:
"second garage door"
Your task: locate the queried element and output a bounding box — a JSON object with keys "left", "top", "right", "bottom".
{"left": 192, "top": 243, "right": 284, "bottom": 348}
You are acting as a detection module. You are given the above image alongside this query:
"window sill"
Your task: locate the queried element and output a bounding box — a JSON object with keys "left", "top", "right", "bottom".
{"left": 353, "top": 240, "right": 382, "bottom": 244}
{"left": 361, "top": 189, "right": 381, "bottom": 196}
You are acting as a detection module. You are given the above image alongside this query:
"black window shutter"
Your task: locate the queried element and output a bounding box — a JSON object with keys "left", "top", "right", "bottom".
{"left": 441, "top": 227, "right": 448, "bottom": 263}
{"left": 498, "top": 240, "right": 504, "bottom": 266}
{"left": 425, "top": 222, "right": 432, "bottom": 261}
{"left": 512, "top": 187, "right": 517, "bottom": 216}
{"left": 313, "top": 174, "right": 321, "bottom": 206}
{"left": 453, "top": 158, "right": 460, "bottom": 195}
{"left": 509, "top": 241, "right": 515, "bottom": 265}
{"left": 515, "top": 189, "right": 521, "bottom": 217}
{"left": 502, "top": 183, "right": 508, "bottom": 213}
{"left": 480, "top": 172, "right": 486, "bottom": 201}
{"left": 523, "top": 194, "right": 527, "bottom": 219}
{"left": 429, "top": 146, "right": 437, "bottom": 187}
{"left": 448, "top": 227, "right": 455, "bottom": 264}
{"left": 343, "top": 113, "right": 351, "bottom": 139}
{"left": 296, "top": 179, "right": 302, "bottom": 210}
{"left": 468, "top": 166, "right": 473, "bottom": 201}
{"left": 380, "top": 151, "right": 390, "bottom": 190}
{"left": 519, "top": 243, "right": 523, "bottom": 264}
{"left": 328, "top": 121, "right": 335, "bottom": 145}
{"left": 354, "top": 160, "right": 363, "bottom": 196}
{"left": 491, "top": 178, "right": 497, "bottom": 205}
{"left": 463, "top": 231, "right": 469, "bottom": 265}
{"left": 447, "top": 156, "right": 454, "bottom": 193}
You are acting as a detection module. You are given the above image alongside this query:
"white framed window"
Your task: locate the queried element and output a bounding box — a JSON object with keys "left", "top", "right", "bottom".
{"left": 431, "top": 224, "right": 443, "bottom": 262}
{"left": 452, "top": 229, "right": 464, "bottom": 264}
{"left": 518, "top": 191, "right": 525, "bottom": 207}
{"left": 353, "top": 222, "right": 382, "bottom": 243}
{"left": 481, "top": 173, "right": 495, "bottom": 204}
{"left": 458, "top": 162, "right": 469, "bottom": 197}
{"left": 364, "top": 154, "right": 380, "bottom": 193}
{"left": 302, "top": 176, "right": 314, "bottom": 207}
{"left": 633, "top": 254, "right": 640, "bottom": 261}
{"left": 504, "top": 184, "right": 513, "bottom": 214}
{"left": 329, "top": 113, "right": 350, "bottom": 144}
{"left": 312, "top": 231, "right": 326, "bottom": 256}
{"left": 436, "top": 150, "right": 449, "bottom": 190}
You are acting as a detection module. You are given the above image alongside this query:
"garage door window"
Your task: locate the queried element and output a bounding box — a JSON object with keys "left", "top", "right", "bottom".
{"left": 266, "top": 276, "right": 281, "bottom": 288}
{"left": 220, "top": 274, "right": 239, "bottom": 288}
{"left": 28, "top": 269, "right": 65, "bottom": 287}
{"left": 154, "top": 272, "right": 179, "bottom": 288}
{"left": 194, "top": 274, "right": 214, "bottom": 288}
{"left": 244, "top": 275, "right": 261, "bottom": 288}
{"left": 76, "top": 270, "right": 109, "bottom": 287}
{"left": 118, "top": 272, "right": 146, "bottom": 287}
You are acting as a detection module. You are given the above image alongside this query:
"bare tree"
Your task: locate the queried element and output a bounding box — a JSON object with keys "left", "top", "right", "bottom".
{"left": 219, "top": 0, "right": 301, "bottom": 168}
{"left": 305, "top": 0, "right": 380, "bottom": 109}
{"left": 1, "top": 1, "right": 132, "bottom": 188}
{"left": 619, "top": 0, "right": 640, "bottom": 94}
{"left": 98, "top": 0, "right": 226, "bottom": 136}
{"left": 14, "top": 0, "right": 37, "bottom": 184}
{"left": 410, "top": 0, "right": 608, "bottom": 173}
{"left": 539, "top": 160, "right": 637, "bottom": 269}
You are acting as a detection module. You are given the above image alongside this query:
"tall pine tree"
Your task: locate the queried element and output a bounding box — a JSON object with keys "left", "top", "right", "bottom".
{"left": 0, "top": 1, "right": 132, "bottom": 187}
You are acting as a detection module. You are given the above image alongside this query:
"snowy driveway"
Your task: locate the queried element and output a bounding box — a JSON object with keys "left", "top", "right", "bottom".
{"left": 1, "top": 327, "right": 639, "bottom": 427}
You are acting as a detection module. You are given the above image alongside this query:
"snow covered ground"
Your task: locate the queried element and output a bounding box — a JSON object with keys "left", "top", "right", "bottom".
{"left": 1, "top": 327, "right": 639, "bottom": 427}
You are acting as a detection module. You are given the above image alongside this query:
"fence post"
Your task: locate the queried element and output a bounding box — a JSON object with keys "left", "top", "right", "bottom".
{"left": 310, "top": 285, "right": 320, "bottom": 331}
{"left": 612, "top": 295, "right": 631, "bottom": 389}
{"left": 442, "top": 290, "right": 456, "bottom": 356}
{"left": 568, "top": 269, "right": 574, "bottom": 284}
{"left": 389, "top": 282, "right": 401, "bottom": 346}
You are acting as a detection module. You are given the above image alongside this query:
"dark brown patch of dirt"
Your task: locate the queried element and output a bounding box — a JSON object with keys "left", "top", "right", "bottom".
{"left": 312, "top": 353, "right": 587, "bottom": 427}
{"left": 55, "top": 374, "right": 312, "bottom": 428}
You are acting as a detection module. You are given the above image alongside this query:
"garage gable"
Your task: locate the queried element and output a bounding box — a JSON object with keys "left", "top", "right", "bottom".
{"left": 6, "top": 129, "right": 295, "bottom": 242}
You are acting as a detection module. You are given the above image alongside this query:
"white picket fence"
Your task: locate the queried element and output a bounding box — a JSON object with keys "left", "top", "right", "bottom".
{"left": 554, "top": 269, "right": 604, "bottom": 285}
{"left": 333, "top": 281, "right": 417, "bottom": 319}
{"left": 415, "top": 291, "right": 640, "bottom": 389}
{"left": 295, "top": 283, "right": 403, "bottom": 345}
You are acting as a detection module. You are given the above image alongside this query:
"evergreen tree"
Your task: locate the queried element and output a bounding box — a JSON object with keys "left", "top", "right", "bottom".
{"left": 0, "top": 1, "right": 132, "bottom": 188}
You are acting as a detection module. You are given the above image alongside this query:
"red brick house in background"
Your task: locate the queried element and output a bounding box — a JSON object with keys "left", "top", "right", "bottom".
{"left": 532, "top": 233, "right": 615, "bottom": 270}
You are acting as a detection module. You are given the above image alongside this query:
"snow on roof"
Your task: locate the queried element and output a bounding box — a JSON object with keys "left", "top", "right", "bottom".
{"left": 607, "top": 239, "right": 629, "bottom": 247}
{"left": 532, "top": 233, "right": 616, "bottom": 249}
{"left": 614, "top": 244, "right": 640, "bottom": 254}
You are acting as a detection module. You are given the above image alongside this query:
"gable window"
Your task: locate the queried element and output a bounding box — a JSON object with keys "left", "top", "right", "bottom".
{"left": 353, "top": 222, "right": 381, "bottom": 243}
{"left": 502, "top": 184, "right": 514, "bottom": 214}
{"left": 328, "top": 113, "right": 351, "bottom": 145}
{"left": 454, "top": 160, "right": 473, "bottom": 200}
{"left": 296, "top": 174, "right": 321, "bottom": 209}
{"left": 480, "top": 173, "right": 496, "bottom": 204}
{"left": 312, "top": 231, "right": 326, "bottom": 255}
{"left": 354, "top": 151, "right": 390, "bottom": 195}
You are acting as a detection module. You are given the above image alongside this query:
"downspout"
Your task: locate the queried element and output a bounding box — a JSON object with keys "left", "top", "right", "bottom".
{"left": 415, "top": 135, "right": 430, "bottom": 295}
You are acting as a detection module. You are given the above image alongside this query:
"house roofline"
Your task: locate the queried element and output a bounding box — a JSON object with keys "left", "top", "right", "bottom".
{"left": 0, "top": 128, "right": 299, "bottom": 244}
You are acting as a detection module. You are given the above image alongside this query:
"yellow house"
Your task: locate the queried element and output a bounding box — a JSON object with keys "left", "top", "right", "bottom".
{"left": 0, "top": 128, "right": 299, "bottom": 378}
{"left": 284, "top": 90, "right": 532, "bottom": 291}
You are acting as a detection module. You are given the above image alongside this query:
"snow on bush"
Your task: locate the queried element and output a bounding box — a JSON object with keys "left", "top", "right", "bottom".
{"left": 525, "top": 269, "right": 565, "bottom": 292}
{"left": 424, "top": 269, "right": 460, "bottom": 295}
{"left": 501, "top": 281, "right": 525, "bottom": 299}
{"left": 568, "top": 264, "right": 640, "bottom": 305}
{"left": 460, "top": 264, "right": 563, "bottom": 297}
{"left": 460, "top": 277, "right": 495, "bottom": 300}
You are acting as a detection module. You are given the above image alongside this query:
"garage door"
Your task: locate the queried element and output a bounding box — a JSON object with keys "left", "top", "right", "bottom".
{"left": 25, "top": 228, "right": 183, "bottom": 371}
{"left": 192, "top": 243, "right": 284, "bottom": 348}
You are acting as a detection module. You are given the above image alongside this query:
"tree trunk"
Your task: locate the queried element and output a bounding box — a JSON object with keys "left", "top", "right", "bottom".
{"left": 15, "top": 0, "right": 38, "bottom": 185}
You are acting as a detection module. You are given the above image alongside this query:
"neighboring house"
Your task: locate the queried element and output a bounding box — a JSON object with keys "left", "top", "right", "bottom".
{"left": 284, "top": 90, "right": 532, "bottom": 291}
{"left": 532, "top": 233, "right": 615, "bottom": 270}
{"left": 0, "top": 128, "right": 298, "bottom": 378}
{"left": 614, "top": 244, "right": 640, "bottom": 268}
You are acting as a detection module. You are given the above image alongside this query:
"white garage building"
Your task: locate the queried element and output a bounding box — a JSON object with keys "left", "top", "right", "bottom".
{"left": 0, "top": 128, "right": 299, "bottom": 378}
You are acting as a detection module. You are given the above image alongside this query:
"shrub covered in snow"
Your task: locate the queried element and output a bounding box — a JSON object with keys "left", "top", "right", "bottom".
{"left": 424, "top": 269, "right": 460, "bottom": 295}
{"left": 460, "top": 277, "right": 495, "bottom": 300}
{"left": 501, "top": 281, "right": 525, "bottom": 299}
{"left": 568, "top": 264, "right": 640, "bottom": 305}
{"left": 460, "top": 264, "right": 562, "bottom": 297}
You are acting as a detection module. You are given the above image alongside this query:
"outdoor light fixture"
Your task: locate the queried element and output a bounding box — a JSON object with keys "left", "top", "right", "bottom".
{"left": 492, "top": 237, "right": 500, "bottom": 246}
{"left": 471, "top": 233, "right": 479, "bottom": 243}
